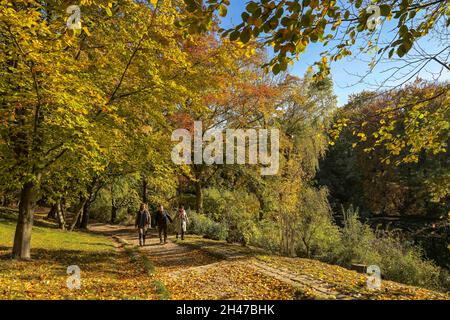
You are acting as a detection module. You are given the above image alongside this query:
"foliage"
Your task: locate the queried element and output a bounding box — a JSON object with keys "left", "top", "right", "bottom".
{"left": 180, "top": 0, "right": 449, "bottom": 76}
{"left": 322, "top": 82, "right": 449, "bottom": 216}
{"left": 335, "top": 206, "right": 444, "bottom": 291}
{"left": 187, "top": 210, "right": 228, "bottom": 241}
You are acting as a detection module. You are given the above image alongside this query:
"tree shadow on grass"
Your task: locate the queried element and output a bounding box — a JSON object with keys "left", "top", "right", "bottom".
{"left": 0, "top": 210, "right": 59, "bottom": 230}
{"left": 0, "top": 246, "right": 119, "bottom": 273}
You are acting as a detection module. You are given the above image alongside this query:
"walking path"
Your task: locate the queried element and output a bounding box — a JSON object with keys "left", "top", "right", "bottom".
{"left": 89, "top": 223, "right": 353, "bottom": 300}
{"left": 89, "top": 223, "right": 450, "bottom": 300}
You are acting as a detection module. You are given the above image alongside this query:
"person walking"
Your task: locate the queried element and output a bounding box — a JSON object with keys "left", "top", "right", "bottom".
{"left": 176, "top": 205, "right": 189, "bottom": 240}
{"left": 135, "top": 203, "right": 150, "bottom": 247}
{"left": 155, "top": 204, "right": 172, "bottom": 244}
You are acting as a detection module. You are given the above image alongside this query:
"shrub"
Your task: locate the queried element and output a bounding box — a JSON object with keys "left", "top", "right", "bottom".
{"left": 187, "top": 211, "right": 228, "bottom": 241}
{"left": 203, "top": 188, "right": 260, "bottom": 244}
{"left": 337, "top": 206, "right": 381, "bottom": 266}
{"left": 374, "top": 231, "right": 441, "bottom": 289}
{"left": 335, "top": 206, "right": 442, "bottom": 290}
{"left": 250, "top": 220, "right": 282, "bottom": 253}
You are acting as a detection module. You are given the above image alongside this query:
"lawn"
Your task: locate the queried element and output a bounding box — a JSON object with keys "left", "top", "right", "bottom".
{"left": 0, "top": 210, "right": 157, "bottom": 300}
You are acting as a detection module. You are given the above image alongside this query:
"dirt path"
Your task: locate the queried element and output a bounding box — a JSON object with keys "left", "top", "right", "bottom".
{"left": 89, "top": 223, "right": 357, "bottom": 300}
{"left": 88, "top": 224, "right": 450, "bottom": 300}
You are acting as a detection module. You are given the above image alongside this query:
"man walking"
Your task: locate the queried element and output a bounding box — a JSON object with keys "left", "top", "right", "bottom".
{"left": 135, "top": 203, "right": 150, "bottom": 247}
{"left": 155, "top": 204, "right": 172, "bottom": 244}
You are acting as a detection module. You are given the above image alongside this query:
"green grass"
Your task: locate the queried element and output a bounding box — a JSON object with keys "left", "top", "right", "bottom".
{"left": 142, "top": 255, "right": 155, "bottom": 276}
{"left": 0, "top": 219, "right": 114, "bottom": 254}
{"left": 0, "top": 209, "right": 158, "bottom": 300}
{"left": 154, "top": 280, "right": 171, "bottom": 300}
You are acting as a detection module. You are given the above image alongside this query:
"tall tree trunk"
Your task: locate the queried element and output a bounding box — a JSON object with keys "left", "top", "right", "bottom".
{"left": 80, "top": 200, "right": 90, "bottom": 230}
{"left": 56, "top": 200, "right": 66, "bottom": 230}
{"left": 142, "top": 178, "right": 148, "bottom": 204}
{"left": 80, "top": 178, "right": 97, "bottom": 230}
{"left": 12, "top": 182, "right": 35, "bottom": 260}
{"left": 69, "top": 198, "right": 87, "bottom": 231}
{"left": 111, "top": 206, "right": 118, "bottom": 224}
{"left": 195, "top": 181, "right": 203, "bottom": 214}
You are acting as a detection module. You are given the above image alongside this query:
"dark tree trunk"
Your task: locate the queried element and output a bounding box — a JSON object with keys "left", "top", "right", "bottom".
{"left": 47, "top": 204, "right": 57, "bottom": 220}
{"left": 76, "top": 210, "right": 83, "bottom": 228}
{"left": 195, "top": 181, "right": 203, "bottom": 214}
{"left": 69, "top": 198, "right": 87, "bottom": 231}
{"left": 12, "top": 182, "right": 35, "bottom": 260}
{"left": 79, "top": 178, "right": 98, "bottom": 230}
{"left": 111, "top": 206, "right": 118, "bottom": 224}
{"left": 142, "top": 178, "right": 148, "bottom": 204}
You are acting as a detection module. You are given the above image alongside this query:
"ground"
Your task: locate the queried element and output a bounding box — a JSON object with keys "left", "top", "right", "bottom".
{"left": 0, "top": 210, "right": 157, "bottom": 299}
{"left": 0, "top": 209, "right": 449, "bottom": 300}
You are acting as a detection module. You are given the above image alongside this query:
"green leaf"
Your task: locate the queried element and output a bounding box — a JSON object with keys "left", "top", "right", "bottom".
{"left": 240, "top": 26, "right": 252, "bottom": 43}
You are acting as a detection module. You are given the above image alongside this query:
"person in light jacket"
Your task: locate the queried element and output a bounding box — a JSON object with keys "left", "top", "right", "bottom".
{"left": 175, "top": 205, "right": 189, "bottom": 240}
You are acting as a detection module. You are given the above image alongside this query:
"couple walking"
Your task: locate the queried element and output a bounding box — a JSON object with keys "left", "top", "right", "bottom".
{"left": 135, "top": 203, "right": 189, "bottom": 246}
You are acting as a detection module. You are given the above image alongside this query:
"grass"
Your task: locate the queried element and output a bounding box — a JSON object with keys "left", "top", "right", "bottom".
{"left": 0, "top": 209, "right": 157, "bottom": 300}
{"left": 154, "top": 280, "right": 171, "bottom": 300}
{"left": 0, "top": 219, "right": 114, "bottom": 253}
{"left": 122, "top": 242, "right": 164, "bottom": 298}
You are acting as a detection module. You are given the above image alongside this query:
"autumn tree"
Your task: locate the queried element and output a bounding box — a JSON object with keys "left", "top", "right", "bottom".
{"left": 0, "top": 0, "right": 204, "bottom": 258}
{"left": 322, "top": 81, "right": 449, "bottom": 217}
{"left": 181, "top": 0, "right": 449, "bottom": 77}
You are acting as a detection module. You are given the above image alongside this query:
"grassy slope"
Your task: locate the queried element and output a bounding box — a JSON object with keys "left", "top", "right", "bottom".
{"left": 1, "top": 208, "right": 448, "bottom": 300}
{"left": 178, "top": 236, "right": 450, "bottom": 300}
{"left": 0, "top": 209, "right": 156, "bottom": 300}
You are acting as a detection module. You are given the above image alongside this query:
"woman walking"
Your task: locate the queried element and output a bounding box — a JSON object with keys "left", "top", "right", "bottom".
{"left": 176, "top": 205, "right": 189, "bottom": 240}
{"left": 135, "top": 203, "right": 150, "bottom": 247}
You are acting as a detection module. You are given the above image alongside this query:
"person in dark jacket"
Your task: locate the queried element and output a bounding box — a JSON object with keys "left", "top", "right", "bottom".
{"left": 155, "top": 204, "right": 172, "bottom": 244}
{"left": 135, "top": 203, "right": 150, "bottom": 247}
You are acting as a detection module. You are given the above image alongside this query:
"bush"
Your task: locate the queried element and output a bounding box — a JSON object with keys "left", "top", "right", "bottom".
{"left": 337, "top": 206, "right": 381, "bottom": 266}
{"left": 335, "top": 206, "right": 442, "bottom": 290}
{"left": 250, "top": 220, "right": 282, "bottom": 253}
{"left": 203, "top": 188, "right": 260, "bottom": 244}
{"left": 187, "top": 211, "right": 228, "bottom": 241}
{"left": 374, "top": 231, "right": 441, "bottom": 289}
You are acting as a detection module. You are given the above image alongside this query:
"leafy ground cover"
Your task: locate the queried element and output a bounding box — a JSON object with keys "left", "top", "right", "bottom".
{"left": 0, "top": 211, "right": 157, "bottom": 300}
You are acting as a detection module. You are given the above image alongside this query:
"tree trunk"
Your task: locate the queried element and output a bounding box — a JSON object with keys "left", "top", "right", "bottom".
{"left": 47, "top": 204, "right": 57, "bottom": 220}
{"left": 80, "top": 200, "right": 90, "bottom": 230}
{"left": 111, "top": 206, "right": 118, "bottom": 224}
{"left": 142, "top": 178, "right": 148, "bottom": 204}
{"left": 69, "top": 198, "right": 87, "bottom": 231}
{"left": 12, "top": 182, "right": 35, "bottom": 260}
{"left": 56, "top": 200, "right": 66, "bottom": 230}
{"left": 195, "top": 181, "right": 203, "bottom": 214}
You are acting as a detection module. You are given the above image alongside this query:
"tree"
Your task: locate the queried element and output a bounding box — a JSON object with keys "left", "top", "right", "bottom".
{"left": 0, "top": 0, "right": 202, "bottom": 258}
{"left": 322, "top": 81, "right": 449, "bottom": 217}
{"left": 181, "top": 0, "right": 449, "bottom": 77}
{"left": 251, "top": 76, "right": 337, "bottom": 255}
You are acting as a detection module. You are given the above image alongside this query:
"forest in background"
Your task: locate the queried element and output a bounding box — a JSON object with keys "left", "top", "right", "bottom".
{"left": 0, "top": 0, "right": 449, "bottom": 294}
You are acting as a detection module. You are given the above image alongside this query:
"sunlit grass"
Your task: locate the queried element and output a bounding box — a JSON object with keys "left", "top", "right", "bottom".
{"left": 0, "top": 211, "right": 156, "bottom": 300}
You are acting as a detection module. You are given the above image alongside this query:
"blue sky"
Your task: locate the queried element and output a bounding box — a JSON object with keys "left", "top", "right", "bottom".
{"left": 220, "top": 1, "right": 449, "bottom": 106}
